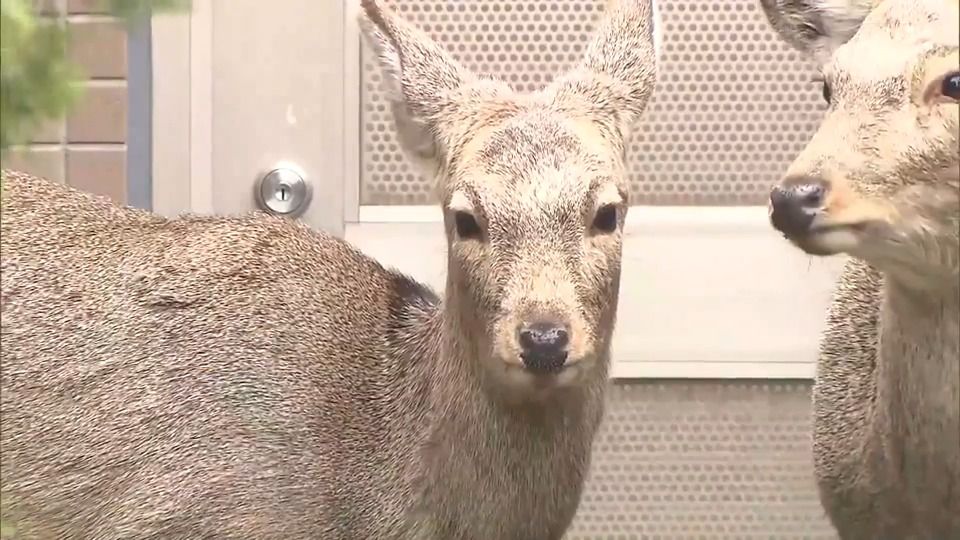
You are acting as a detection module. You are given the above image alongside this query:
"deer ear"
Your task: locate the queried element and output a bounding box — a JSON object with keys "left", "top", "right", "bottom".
{"left": 759, "top": 0, "right": 877, "bottom": 65}
{"left": 358, "top": 0, "right": 481, "bottom": 169}
{"left": 544, "top": 0, "right": 661, "bottom": 140}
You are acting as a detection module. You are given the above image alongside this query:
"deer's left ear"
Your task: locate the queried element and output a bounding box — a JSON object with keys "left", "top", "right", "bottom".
{"left": 544, "top": 0, "right": 661, "bottom": 141}
{"left": 359, "top": 0, "right": 509, "bottom": 169}
{"left": 759, "top": 0, "right": 878, "bottom": 65}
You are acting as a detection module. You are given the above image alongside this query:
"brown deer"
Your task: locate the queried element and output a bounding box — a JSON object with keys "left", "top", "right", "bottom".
{"left": 762, "top": 0, "right": 960, "bottom": 538}
{"left": 0, "top": 0, "right": 659, "bottom": 538}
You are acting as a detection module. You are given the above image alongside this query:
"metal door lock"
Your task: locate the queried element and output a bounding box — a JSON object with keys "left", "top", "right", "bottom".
{"left": 255, "top": 165, "right": 312, "bottom": 218}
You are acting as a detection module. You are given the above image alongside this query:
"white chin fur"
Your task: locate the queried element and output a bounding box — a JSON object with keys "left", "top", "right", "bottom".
{"left": 808, "top": 228, "right": 861, "bottom": 254}
{"left": 501, "top": 362, "right": 584, "bottom": 390}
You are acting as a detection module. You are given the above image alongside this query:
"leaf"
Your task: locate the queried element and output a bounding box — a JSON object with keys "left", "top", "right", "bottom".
{"left": 0, "top": 0, "right": 192, "bottom": 154}
{"left": 0, "top": 0, "right": 80, "bottom": 152}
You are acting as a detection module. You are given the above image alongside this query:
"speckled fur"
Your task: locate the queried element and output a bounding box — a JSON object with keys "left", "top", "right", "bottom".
{"left": 0, "top": 0, "right": 659, "bottom": 538}
{"left": 760, "top": 1, "right": 960, "bottom": 538}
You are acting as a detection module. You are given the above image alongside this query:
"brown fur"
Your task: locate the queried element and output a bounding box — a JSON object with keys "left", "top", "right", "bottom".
{"left": 761, "top": 0, "right": 960, "bottom": 538}
{"left": 0, "top": 0, "right": 659, "bottom": 538}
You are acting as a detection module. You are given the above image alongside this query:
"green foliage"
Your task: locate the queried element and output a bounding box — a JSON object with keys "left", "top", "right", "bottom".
{"left": 0, "top": 518, "right": 13, "bottom": 539}
{"left": 103, "top": 0, "right": 192, "bottom": 20}
{"left": 0, "top": 0, "right": 78, "bottom": 152}
{"left": 0, "top": 0, "right": 191, "bottom": 154}
{"left": 0, "top": 496, "right": 15, "bottom": 539}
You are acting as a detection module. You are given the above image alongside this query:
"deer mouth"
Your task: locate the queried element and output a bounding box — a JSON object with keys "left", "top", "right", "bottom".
{"left": 783, "top": 218, "right": 870, "bottom": 256}
{"left": 497, "top": 352, "right": 590, "bottom": 392}
{"left": 808, "top": 221, "right": 869, "bottom": 234}
{"left": 519, "top": 351, "right": 569, "bottom": 375}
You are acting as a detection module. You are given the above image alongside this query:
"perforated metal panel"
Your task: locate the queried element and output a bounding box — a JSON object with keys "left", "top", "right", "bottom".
{"left": 359, "top": 0, "right": 826, "bottom": 205}
{"left": 565, "top": 381, "right": 836, "bottom": 539}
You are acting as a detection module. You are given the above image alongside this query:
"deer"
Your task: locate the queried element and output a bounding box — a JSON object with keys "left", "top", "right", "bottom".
{"left": 761, "top": 0, "right": 960, "bottom": 538}
{"left": 0, "top": 0, "right": 660, "bottom": 538}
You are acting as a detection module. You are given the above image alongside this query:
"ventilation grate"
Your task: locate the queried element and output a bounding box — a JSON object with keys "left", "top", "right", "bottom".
{"left": 565, "top": 380, "right": 836, "bottom": 539}
{"left": 359, "top": 0, "right": 826, "bottom": 206}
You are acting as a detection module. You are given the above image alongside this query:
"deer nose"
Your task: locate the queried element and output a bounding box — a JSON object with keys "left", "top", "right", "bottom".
{"left": 769, "top": 176, "right": 828, "bottom": 237}
{"left": 518, "top": 321, "right": 570, "bottom": 373}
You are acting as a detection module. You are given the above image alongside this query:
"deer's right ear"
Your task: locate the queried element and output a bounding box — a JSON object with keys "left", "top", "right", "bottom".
{"left": 759, "top": 0, "right": 877, "bottom": 65}
{"left": 359, "top": 0, "right": 499, "bottom": 171}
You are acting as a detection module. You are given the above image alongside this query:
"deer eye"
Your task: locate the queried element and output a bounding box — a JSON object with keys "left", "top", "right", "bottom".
{"left": 591, "top": 204, "right": 619, "bottom": 234}
{"left": 821, "top": 80, "right": 833, "bottom": 104}
{"left": 454, "top": 211, "right": 482, "bottom": 240}
{"left": 941, "top": 72, "right": 960, "bottom": 101}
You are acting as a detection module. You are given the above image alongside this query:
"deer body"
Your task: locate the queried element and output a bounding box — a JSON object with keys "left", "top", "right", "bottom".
{"left": 0, "top": 171, "right": 600, "bottom": 540}
{"left": 762, "top": 0, "right": 960, "bottom": 537}
{"left": 1, "top": 0, "right": 660, "bottom": 538}
{"left": 814, "top": 260, "right": 960, "bottom": 539}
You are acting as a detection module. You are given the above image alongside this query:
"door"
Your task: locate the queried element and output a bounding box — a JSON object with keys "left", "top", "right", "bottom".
{"left": 151, "top": 0, "right": 347, "bottom": 236}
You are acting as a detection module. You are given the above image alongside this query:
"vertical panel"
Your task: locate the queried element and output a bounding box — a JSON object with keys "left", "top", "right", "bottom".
{"left": 127, "top": 17, "right": 153, "bottom": 210}
{"left": 150, "top": 13, "right": 192, "bottom": 217}
{"left": 342, "top": 0, "right": 362, "bottom": 223}
{"left": 210, "top": 0, "right": 345, "bottom": 235}
{"left": 190, "top": 0, "right": 213, "bottom": 214}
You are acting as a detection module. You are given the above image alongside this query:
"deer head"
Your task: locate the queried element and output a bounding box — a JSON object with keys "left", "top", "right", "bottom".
{"left": 763, "top": 0, "right": 960, "bottom": 289}
{"left": 359, "top": 0, "right": 660, "bottom": 392}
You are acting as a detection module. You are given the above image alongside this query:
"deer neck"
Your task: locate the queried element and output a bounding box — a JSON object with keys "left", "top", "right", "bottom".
{"left": 402, "top": 287, "right": 604, "bottom": 536}
{"left": 873, "top": 276, "right": 960, "bottom": 468}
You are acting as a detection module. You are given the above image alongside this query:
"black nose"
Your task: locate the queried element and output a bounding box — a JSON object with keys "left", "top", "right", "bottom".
{"left": 769, "top": 177, "right": 827, "bottom": 237}
{"left": 518, "top": 322, "right": 570, "bottom": 373}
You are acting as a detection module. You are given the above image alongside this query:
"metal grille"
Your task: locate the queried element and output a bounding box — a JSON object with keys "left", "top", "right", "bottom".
{"left": 359, "top": 0, "right": 826, "bottom": 205}
{"left": 565, "top": 380, "right": 836, "bottom": 539}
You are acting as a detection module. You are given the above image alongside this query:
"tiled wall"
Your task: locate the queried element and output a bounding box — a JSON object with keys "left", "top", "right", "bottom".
{"left": 2, "top": 0, "right": 129, "bottom": 204}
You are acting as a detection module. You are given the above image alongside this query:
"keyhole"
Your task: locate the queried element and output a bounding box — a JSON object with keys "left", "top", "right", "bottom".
{"left": 256, "top": 167, "right": 310, "bottom": 217}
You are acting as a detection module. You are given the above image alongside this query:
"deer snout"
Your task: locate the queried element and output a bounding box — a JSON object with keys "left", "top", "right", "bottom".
{"left": 769, "top": 175, "right": 829, "bottom": 237}
{"left": 518, "top": 321, "right": 570, "bottom": 374}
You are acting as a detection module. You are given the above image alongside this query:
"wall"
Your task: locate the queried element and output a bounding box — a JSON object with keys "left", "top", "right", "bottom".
{"left": 566, "top": 381, "right": 833, "bottom": 538}
{"left": 2, "top": 0, "right": 129, "bottom": 204}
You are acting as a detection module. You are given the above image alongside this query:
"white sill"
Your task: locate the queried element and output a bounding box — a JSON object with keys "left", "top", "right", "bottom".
{"left": 346, "top": 205, "right": 846, "bottom": 380}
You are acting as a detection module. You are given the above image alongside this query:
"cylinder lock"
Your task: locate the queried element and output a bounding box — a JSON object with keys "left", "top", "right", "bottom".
{"left": 255, "top": 166, "right": 311, "bottom": 218}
